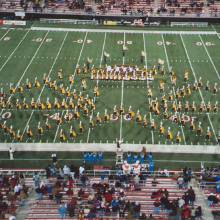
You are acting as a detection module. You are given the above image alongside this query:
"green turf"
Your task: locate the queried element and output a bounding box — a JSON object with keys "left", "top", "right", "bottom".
{"left": 0, "top": 27, "right": 219, "bottom": 145}
{"left": 0, "top": 151, "right": 219, "bottom": 169}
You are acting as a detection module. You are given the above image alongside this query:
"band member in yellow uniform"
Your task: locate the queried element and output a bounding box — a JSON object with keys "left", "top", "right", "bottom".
{"left": 34, "top": 77, "right": 41, "bottom": 88}
{"left": 151, "top": 119, "right": 156, "bottom": 130}
{"left": 198, "top": 77, "right": 203, "bottom": 88}
{"left": 147, "top": 87, "right": 153, "bottom": 98}
{"left": 142, "top": 115, "right": 147, "bottom": 128}
{"left": 26, "top": 78, "right": 32, "bottom": 90}
{"left": 167, "top": 127, "right": 173, "bottom": 141}
{"left": 54, "top": 98, "right": 61, "bottom": 109}
{"left": 136, "top": 110, "right": 142, "bottom": 123}
{"left": 69, "top": 75, "right": 74, "bottom": 85}
{"left": 45, "top": 119, "right": 51, "bottom": 130}
{"left": 190, "top": 119, "right": 195, "bottom": 131}
{"left": 205, "top": 81, "right": 210, "bottom": 91}
{"left": 96, "top": 112, "right": 102, "bottom": 125}
{"left": 70, "top": 126, "right": 77, "bottom": 139}
{"left": 206, "top": 127, "right": 212, "bottom": 141}
{"left": 184, "top": 71, "right": 189, "bottom": 82}
{"left": 31, "top": 98, "right": 37, "bottom": 109}
{"left": 176, "top": 131, "right": 181, "bottom": 144}
{"left": 82, "top": 79, "right": 87, "bottom": 91}
{"left": 104, "top": 109, "right": 110, "bottom": 123}
{"left": 186, "top": 84, "right": 191, "bottom": 96}
{"left": 23, "top": 98, "right": 29, "bottom": 109}
{"left": 58, "top": 69, "right": 63, "bottom": 79}
{"left": 185, "top": 101, "right": 190, "bottom": 112}
{"left": 191, "top": 101, "right": 196, "bottom": 112}
{"left": 16, "top": 130, "right": 22, "bottom": 142}
{"left": 159, "top": 122, "right": 165, "bottom": 136}
{"left": 46, "top": 98, "right": 52, "bottom": 110}
{"left": 206, "top": 101, "right": 212, "bottom": 112}
{"left": 79, "top": 121, "right": 84, "bottom": 133}
{"left": 196, "top": 122, "right": 203, "bottom": 136}
{"left": 26, "top": 125, "right": 33, "bottom": 138}
{"left": 9, "top": 84, "right": 16, "bottom": 94}
{"left": 18, "top": 84, "right": 24, "bottom": 93}
{"left": 60, "top": 129, "right": 67, "bottom": 142}
{"left": 38, "top": 122, "right": 43, "bottom": 136}
{"left": 213, "top": 83, "right": 218, "bottom": 94}
{"left": 213, "top": 101, "right": 218, "bottom": 113}
{"left": 16, "top": 99, "right": 22, "bottom": 110}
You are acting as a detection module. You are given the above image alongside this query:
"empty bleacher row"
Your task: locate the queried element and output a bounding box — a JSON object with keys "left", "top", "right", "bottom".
{"left": 0, "top": 0, "right": 220, "bottom": 16}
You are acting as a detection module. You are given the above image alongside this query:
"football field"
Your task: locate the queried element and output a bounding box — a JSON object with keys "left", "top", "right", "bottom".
{"left": 0, "top": 26, "right": 219, "bottom": 146}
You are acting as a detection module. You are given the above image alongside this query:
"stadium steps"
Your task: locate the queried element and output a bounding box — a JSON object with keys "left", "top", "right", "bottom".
{"left": 191, "top": 178, "right": 214, "bottom": 220}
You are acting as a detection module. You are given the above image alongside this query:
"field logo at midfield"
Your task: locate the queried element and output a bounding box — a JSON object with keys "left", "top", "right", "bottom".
{"left": 195, "top": 42, "right": 215, "bottom": 46}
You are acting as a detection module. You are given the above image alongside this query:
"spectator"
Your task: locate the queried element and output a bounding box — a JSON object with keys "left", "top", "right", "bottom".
{"left": 195, "top": 206, "right": 202, "bottom": 219}
{"left": 51, "top": 153, "right": 57, "bottom": 165}
{"left": 133, "top": 201, "right": 141, "bottom": 218}
{"left": 9, "top": 147, "right": 14, "bottom": 160}
{"left": 207, "top": 193, "right": 219, "bottom": 206}
{"left": 58, "top": 203, "right": 67, "bottom": 219}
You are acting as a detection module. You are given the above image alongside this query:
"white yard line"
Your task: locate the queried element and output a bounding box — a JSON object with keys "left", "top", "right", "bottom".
{"left": 31, "top": 27, "right": 217, "bottom": 35}
{"left": 0, "top": 30, "right": 31, "bottom": 73}
{"left": 86, "top": 32, "right": 107, "bottom": 143}
{"left": 53, "top": 32, "right": 88, "bottom": 143}
{"left": 180, "top": 34, "right": 218, "bottom": 143}
{"left": 0, "top": 29, "right": 10, "bottom": 41}
{"left": 161, "top": 34, "right": 186, "bottom": 145}
{"left": 199, "top": 35, "right": 220, "bottom": 80}
{"left": 0, "top": 30, "right": 49, "bottom": 116}
{"left": 143, "top": 33, "right": 154, "bottom": 144}
{"left": 21, "top": 32, "right": 69, "bottom": 138}
{"left": 119, "top": 32, "right": 125, "bottom": 141}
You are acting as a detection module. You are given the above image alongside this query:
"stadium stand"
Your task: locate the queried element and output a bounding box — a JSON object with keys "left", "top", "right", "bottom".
{"left": 21, "top": 163, "right": 202, "bottom": 220}
{"left": 198, "top": 166, "right": 220, "bottom": 219}
{"left": 0, "top": 0, "right": 220, "bottom": 16}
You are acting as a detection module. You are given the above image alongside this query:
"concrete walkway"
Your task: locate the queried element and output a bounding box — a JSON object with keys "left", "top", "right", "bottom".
{"left": 1, "top": 143, "right": 220, "bottom": 154}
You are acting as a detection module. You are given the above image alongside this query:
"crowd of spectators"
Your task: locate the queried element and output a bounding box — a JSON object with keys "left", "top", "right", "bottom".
{"left": 0, "top": 173, "right": 28, "bottom": 219}
{"left": 1, "top": 0, "right": 219, "bottom": 16}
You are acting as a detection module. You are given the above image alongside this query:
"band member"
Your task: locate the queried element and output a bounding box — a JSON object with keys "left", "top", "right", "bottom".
{"left": 38, "top": 122, "right": 43, "bottom": 135}
{"left": 45, "top": 119, "right": 51, "bottom": 130}
{"left": 206, "top": 127, "right": 212, "bottom": 140}
{"left": 159, "top": 121, "right": 165, "bottom": 136}
{"left": 213, "top": 83, "right": 218, "bottom": 94}
{"left": 60, "top": 129, "right": 66, "bottom": 142}
{"left": 167, "top": 127, "right": 173, "bottom": 141}
{"left": 205, "top": 81, "right": 210, "bottom": 91}
{"left": 70, "top": 126, "right": 77, "bottom": 139}
{"left": 196, "top": 122, "right": 203, "bottom": 136}
{"left": 176, "top": 131, "right": 181, "bottom": 144}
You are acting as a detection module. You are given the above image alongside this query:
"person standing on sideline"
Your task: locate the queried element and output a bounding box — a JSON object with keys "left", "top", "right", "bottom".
{"left": 51, "top": 153, "right": 57, "bottom": 165}
{"left": 9, "top": 147, "right": 14, "bottom": 160}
